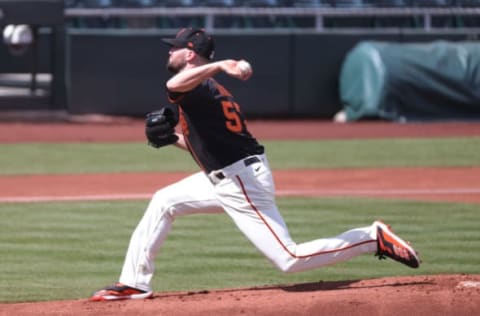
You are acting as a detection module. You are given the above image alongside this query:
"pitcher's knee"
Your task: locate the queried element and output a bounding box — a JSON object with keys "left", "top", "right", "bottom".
{"left": 270, "top": 257, "right": 297, "bottom": 273}
{"left": 149, "top": 191, "right": 177, "bottom": 219}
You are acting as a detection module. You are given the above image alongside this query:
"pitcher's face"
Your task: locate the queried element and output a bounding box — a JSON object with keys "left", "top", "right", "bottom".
{"left": 166, "top": 47, "right": 189, "bottom": 74}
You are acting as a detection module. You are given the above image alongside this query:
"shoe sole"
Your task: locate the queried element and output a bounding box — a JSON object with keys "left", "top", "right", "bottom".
{"left": 375, "top": 220, "right": 420, "bottom": 268}
{"left": 90, "top": 291, "right": 153, "bottom": 301}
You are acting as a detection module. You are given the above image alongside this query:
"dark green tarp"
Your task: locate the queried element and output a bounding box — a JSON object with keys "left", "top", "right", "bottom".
{"left": 339, "top": 40, "right": 480, "bottom": 122}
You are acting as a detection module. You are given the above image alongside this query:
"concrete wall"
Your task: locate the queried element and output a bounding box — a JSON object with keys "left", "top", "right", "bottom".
{"left": 1, "top": 27, "right": 477, "bottom": 118}
{"left": 67, "top": 30, "right": 477, "bottom": 118}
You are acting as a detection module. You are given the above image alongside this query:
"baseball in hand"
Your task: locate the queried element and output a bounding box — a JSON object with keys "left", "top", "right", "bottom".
{"left": 237, "top": 60, "right": 252, "bottom": 77}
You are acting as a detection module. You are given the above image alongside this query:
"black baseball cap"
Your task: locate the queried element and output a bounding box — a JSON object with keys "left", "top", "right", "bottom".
{"left": 162, "top": 28, "right": 215, "bottom": 60}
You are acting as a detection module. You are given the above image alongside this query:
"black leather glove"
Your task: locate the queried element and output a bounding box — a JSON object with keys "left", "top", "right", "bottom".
{"left": 145, "top": 105, "right": 179, "bottom": 148}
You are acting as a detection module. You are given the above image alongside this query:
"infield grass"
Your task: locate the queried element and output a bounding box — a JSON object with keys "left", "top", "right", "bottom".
{"left": 0, "top": 136, "right": 479, "bottom": 302}
{"left": 1, "top": 197, "right": 479, "bottom": 302}
{"left": 0, "top": 137, "right": 479, "bottom": 175}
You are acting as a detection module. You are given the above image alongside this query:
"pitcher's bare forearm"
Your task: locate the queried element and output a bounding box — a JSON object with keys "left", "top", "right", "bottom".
{"left": 167, "top": 60, "right": 251, "bottom": 93}
{"left": 167, "top": 62, "right": 224, "bottom": 92}
{"left": 174, "top": 133, "right": 188, "bottom": 151}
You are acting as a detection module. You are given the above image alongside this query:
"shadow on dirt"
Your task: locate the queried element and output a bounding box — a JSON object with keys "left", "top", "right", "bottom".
{"left": 161, "top": 278, "right": 435, "bottom": 298}
{"left": 275, "top": 279, "right": 434, "bottom": 292}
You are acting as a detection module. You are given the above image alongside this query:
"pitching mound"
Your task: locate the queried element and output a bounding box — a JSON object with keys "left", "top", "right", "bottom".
{"left": 2, "top": 274, "right": 479, "bottom": 316}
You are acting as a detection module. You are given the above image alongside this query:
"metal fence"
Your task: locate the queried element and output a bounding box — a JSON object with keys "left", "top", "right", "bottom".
{"left": 64, "top": 6, "right": 480, "bottom": 31}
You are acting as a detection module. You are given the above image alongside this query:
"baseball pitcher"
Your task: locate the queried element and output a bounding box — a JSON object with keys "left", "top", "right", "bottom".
{"left": 91, "top": 28, "right": 420, "bottom": 301}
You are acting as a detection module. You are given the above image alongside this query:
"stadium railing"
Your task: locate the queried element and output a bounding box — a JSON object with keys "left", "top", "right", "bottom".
{"left": 64, "top": 0, "right": 480, "bottom": 31}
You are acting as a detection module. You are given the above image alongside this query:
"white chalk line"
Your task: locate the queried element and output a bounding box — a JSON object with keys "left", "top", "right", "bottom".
{"left": 1, "top": 188, "right": 480, "bottom": 203}
{"left": 278, "top": 188, "right": 480, "bottom": 196}
{"left": 456, "top": 281, "right": 480, "bottom": 289}
{"left": 0, "top": 193, "right": 152, "bottom": 203}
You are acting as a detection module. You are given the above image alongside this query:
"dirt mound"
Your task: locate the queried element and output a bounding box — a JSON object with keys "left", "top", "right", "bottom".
{"left": 2, "top": 274, "right": 479, "bottom": 316}
{"left": 1, "top": 121, "right": 479, "bottom": 315}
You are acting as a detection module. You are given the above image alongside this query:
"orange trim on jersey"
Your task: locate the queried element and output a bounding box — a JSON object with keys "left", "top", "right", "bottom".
{"left": 178, "top": 106, "right": 189, "bottom": 136}
{"left": 235, "top": 175, "right": 377, "bottom": 259}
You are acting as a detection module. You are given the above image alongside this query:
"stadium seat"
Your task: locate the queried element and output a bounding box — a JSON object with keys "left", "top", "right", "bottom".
{"left": 201, "top": 0, "right": 239, "bottom": 6}
{"left": 287, "top": 0, "right": 331, "bottom": 28}
{"left": 240, "top": 0, "right": 293, "bottom": 28}
{"left": 156, "top": 0, "right": 204, "bottom": 29}
{"left": 119, "top": 0, "right": 159, "bottom": 6}
{"left": 411, "top": 0, "right": 453, "bottom": 6}
{"left": 242, "top": 0, "right": 279, "bottom": 6}
{"left": 117, "top": 0, "right": 159, "bottom": 28}
{"left": 323, "top": 1, "right": 376, "bottom": 28}
{"left": 161, "top": 0, "right": 195, "bottom": 5}
{"left": 82, "top": 0, "right": 114, "bottom": 7}
{"left": 456, "top": 0, "right": 480, "bottom": 6}
{"left": 65, "top": 0, "right": 80, "bottom": 7}
{"left": 199, "top": 0, "right": 244, "bottom": 28}
{"left": 444, "top": 0, "right": 480, "bottom": 27}
{"left": 330, "top": 0, "right": 373, "bottom": 7}
{"left": 409, "top": 0, "right": 458, "bottom": 29}
{"left": 292, "top": 0, "right": 330, "bottom": 7}
{"left": 75, "top": 0, "right": 126, "bottom": 28}
{"left": 373, "top": 0, "right": 411, "bottom": 7}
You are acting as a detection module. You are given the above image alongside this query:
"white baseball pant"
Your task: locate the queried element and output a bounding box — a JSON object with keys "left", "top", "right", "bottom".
{"left": 119, "top": 154, "right": 378, "bottom": 292}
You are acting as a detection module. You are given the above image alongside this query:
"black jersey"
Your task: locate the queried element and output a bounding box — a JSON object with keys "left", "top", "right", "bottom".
{"left": 167, "top": 78, "right": 264, "bottom": 173}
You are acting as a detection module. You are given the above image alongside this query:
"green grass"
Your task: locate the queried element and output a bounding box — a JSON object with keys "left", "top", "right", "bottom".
{"left": 0, "top": 197, "right": 479, "bottom": 303}
{"left": 1, "top": 136, "right": 479, "bottom": 302}
{"left": 0, "top": 137, "right": 479, "bottom": 175}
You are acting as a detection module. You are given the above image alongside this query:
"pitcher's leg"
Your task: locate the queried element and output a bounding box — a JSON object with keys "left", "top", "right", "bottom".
{"left": 224, "top": 197, "right": 377, "bottom": 272}
{"left": 217, "top": 171, "right": 377, "bottom": 273}
{"left": 119, "top": 172, "right": 223, "bottom": 291}
{"left": 282, "top": 224, "right": 377, "bottom": 272}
